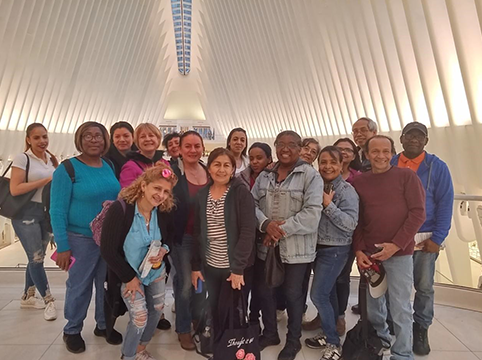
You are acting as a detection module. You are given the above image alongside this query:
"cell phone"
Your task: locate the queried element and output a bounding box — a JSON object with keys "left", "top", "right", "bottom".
{"left": 195, "top": 278, "right": 203, "bottom": 294}
{"left": 50, "top": 250, "right": 76, "bottom": 270}
{"left": 324, "top": 183, "right": 334, "bottom": 194}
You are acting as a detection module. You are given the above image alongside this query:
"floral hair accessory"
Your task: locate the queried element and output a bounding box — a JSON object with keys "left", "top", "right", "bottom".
{"left": 162, "top": 168, "right": 173, "bottom": 179}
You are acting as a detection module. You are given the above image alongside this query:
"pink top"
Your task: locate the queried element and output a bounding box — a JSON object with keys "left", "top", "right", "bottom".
{"left": 119, "top": 158, "right": 169, "bottom": 188}
{"left": 345, "top": 168, "right": 361, "bottom": 185}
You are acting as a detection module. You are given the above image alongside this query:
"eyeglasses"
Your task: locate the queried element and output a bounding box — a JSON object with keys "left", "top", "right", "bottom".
{"left": 403, "top": 133, "right": 426, "bottom": 141}
{"left": 336, "top": 146, "right": 355, "bottom": 154}
{"left": 352, "top": 128, "right": 370, "bottom": 135}
{"left": 275, "top": 142, "right": 299, "bottom": 150}
{"left": 82, "top": 134, "right": 104, "bottom": 142}
{"left": 303, "top": 146, "right": 319, "bottom": 156}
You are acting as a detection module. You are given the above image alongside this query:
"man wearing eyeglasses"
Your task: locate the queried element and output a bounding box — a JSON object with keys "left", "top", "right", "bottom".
{"left": 351, "top": 117, "right": 378, "bottom": 172}
{"left": 391, "top": 122, "right": 454, "bottom": 356}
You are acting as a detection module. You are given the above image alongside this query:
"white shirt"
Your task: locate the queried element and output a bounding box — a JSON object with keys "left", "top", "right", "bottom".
{"left": 235, "top": 155, "right": 249, "bottom": 176}
{"left": 12, "top": 150, "right": 55, "bottom": 203}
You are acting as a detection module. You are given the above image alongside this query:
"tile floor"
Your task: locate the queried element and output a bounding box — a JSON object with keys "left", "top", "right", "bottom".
{"left": 0, "top": 270, "right": 481, "bottom": 360}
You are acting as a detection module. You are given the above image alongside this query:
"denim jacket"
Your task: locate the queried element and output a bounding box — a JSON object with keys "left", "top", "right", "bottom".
{"left": 251, "top": 160, "right": 323, "bottom": 264}
{"left": 318, "top": 175, "right": 359, "bottom": 246}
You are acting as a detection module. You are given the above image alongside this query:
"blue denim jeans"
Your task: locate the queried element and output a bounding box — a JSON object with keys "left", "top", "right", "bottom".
{"left": 12, "top": 202, "right": 51, "bottom": 299}
{"left": 64, "top": 232, "right": 107, "bottom": 335}
{"left": 310, "top": 245, "right": 351, "bottom": 346}
{"left": 413, "top": 251, "right": 439, "bottom": 329}
{"left": 367, "top": 255, "right": 414, "bottom": 360}
{"left": 171, "top": 234, "right": 206, "bottom": 334}
{"left": 121, "top": 271, "right": 166, "bottom": 360}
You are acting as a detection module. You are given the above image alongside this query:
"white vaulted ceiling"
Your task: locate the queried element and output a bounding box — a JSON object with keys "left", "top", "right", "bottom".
{"left": 2, "top": 0, "right": 482, "bottom": 152}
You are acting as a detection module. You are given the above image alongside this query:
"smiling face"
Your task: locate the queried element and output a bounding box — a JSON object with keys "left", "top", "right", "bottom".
{"left": 81, "top": 126, "right": 105, "bottom": 157}
{"left": 300, "top": 142, "right": 319, "bottom": 164}
{"left": 318, "top": 151, "right": 343, "bottom": 182}
{"left": 167, "top": 136, "right": 180, "bottom": 158}
{"left": 141, "top": 178, "right": 173, "bottom": 208}
{"left": 208, "top": 154, "right": 234, "bottom": 186}
{"left": 275, "top": 134, "right": 301, "bottom": 166}
{"left": 249, "top": 147, "right": 271, "bottom": 175}
{"left": 367, "top": 137, "right": 392, "bottom": 173}
{"left": 137, "top": 130, "right": 160, "bottom": 155}
{"left": 352, "top": 119, "right": 377, "bottom": 148}
{"left": 27, "top": 126, "right": 49, "bottom": 155}
{"left": 180, "top": 134, "right": 204, "bottom": 165}
{"left": 335, "top": 140, "right": 356, "bottom": 166}
{"left": 228, "top": 131, "right": 247, "bottom": 156}
{"left": 113, "top": 127, "right": 133, "bottom": 153}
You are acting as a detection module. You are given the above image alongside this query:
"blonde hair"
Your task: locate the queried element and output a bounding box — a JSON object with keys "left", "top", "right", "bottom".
{"left": 74, "top": 121, "right": 110, "bottom": 156}
{"left": 119, "top": 163, "right": 178, "bottom": 212}
{"left": 134, "top": 123, "right": 162, "bottom": 148}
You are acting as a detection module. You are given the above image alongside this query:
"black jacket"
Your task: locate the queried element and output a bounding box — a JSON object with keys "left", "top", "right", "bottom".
{"left": 100, "top": 200, "right": 175, "bottom": 284}
{"left": 104, "top": 144, "right": 137, "bottom": 179}
{"left": 171, "top": 160, "right": 208, "bottom": 245}
{"left": 126, "top": 149, "right": 165, "bottom": 166}
{"left": 191, "top": 177, "right": 256, "bottom": 275}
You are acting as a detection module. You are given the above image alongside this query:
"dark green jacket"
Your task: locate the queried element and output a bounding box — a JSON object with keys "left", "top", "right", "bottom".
{"left": 191, "top": 177, "right": 256, "bottom": 275}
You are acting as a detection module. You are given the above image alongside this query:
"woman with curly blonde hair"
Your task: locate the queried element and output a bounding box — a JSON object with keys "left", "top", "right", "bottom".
{"left": 101, "top": 164, "right": 177, "bottom": 360}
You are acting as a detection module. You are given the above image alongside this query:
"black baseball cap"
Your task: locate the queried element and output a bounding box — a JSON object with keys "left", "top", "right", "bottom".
{"left": 402, "top": 122, "right": 428, "bottom": 136}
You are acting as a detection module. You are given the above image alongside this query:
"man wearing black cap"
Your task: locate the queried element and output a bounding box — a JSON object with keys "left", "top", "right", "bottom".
{"left": 391, "top": 122, "right": 454, "bottom": 356}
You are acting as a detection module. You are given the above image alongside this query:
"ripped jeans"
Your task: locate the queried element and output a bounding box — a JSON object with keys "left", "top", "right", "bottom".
{"left": 12, "top": 202, "right": 52, "bottom": 301}
{"left": 121, "top": 270, "right": 166, "bottom": 360}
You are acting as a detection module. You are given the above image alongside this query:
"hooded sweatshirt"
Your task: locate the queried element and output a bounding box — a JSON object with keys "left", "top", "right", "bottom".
{"left": 119, "top": 150, "right": 168, "bottom": 188}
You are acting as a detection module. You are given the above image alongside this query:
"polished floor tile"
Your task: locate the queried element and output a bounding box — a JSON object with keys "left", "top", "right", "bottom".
{"left": 0, "top": 270, "right": 481, "bottom": 360}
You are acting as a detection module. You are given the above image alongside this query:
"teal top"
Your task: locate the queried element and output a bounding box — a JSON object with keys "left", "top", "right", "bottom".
{"left": 123, "top": 203, "right": 169, "bottom": 285}
{"left": 50, "top": 158, "right": 120, "bottom": 252}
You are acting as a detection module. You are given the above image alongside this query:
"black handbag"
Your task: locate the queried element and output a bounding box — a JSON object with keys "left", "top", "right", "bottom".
{"left": 0, "top": 155, "right": 36, "bottom": 219}
{"left": 193, "top": 296, "right": 214, "bottom": 358}
{"left": 213, "top": 286, "right": 260, "bottom": 360}
{"left": 265, "top": 244, "right": 285, "bottom": 288}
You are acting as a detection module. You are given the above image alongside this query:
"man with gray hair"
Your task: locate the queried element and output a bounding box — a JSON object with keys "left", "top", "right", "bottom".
{"left": 352, "top": 117, "right": 378, "bottom": 172}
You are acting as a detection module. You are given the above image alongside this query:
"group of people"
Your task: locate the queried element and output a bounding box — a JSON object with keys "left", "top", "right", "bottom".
{"left": 8, "top": 116, "right": 453, "bottom": 360}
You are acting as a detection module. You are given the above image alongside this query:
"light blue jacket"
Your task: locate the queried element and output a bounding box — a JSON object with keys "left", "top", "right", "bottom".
{"left": 317, "top": 175, "right": 359, "bottom": 246}
{"left": 251, "top": 160, "right": 323, "bottom": 264}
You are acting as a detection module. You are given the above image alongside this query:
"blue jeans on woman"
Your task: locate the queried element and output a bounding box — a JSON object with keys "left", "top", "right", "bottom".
{"left": 310, "top": 245, "right": 351, "bottom": 346}
{"left": 121, "top": 271, "right": 166, "bottom": 360}
{"left": 12, "top": 202, "right": 52, "bottom": 300}
{"left": 64, "top": 232, "right": 107, "bottom": 335}
{"left": 171, "top": 234, "right": 206, "bottom": 334}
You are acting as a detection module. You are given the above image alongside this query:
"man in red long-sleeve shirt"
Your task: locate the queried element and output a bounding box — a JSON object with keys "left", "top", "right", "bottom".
{"left": 352, "top": 135, "right": 425, "bottom": 360}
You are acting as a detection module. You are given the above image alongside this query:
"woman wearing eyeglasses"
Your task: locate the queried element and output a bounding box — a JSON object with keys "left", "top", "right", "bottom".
{"left": 333, "top": 138, "right": 362, "bottom": 184}
{"left": 101, "top": 165, "right": 177, "bottom": 360}
{"left": 50, "top": 122, "right": 121, "bottom": 354}
{"left": 299, "top": 138, "right": 321, "bottom": 165}
{"left": 251, "top": 130, "right": 323, "bottom": 360}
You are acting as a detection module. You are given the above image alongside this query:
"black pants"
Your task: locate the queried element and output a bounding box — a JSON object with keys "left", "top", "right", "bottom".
{"left": 336, "top": 250, "right": 356, "bottom": 316}
{"left": 276, "top": 263, "right": 311, "bottom": 314}
{"left": 252, "top": 258, "right": 309, "bottom": 343}
{"left": 205, "top": 265, "right": 252, "bottom": 343}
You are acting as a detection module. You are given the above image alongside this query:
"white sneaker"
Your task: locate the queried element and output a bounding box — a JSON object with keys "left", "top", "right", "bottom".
{"left": 20, "top": 296, "right": 46, "bottom": 309}
{"left": 135, "top": 350, "right": 157, "bottom": 360}
{"left": 276, "top": 309, "right": 286, "bottom": 322}
{"left": 44, "top": 301, "right": 57, "bottom": 321}
{"left": 321, "top": 344, "right": 342, "bottom": 360}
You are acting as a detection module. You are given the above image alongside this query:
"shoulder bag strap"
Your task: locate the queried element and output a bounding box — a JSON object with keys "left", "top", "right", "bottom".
{"left": 1, "top": 162, "right": 12, "bottom": 178}
{"left": 24, "top": 153, "right": 30, "bottom": 183}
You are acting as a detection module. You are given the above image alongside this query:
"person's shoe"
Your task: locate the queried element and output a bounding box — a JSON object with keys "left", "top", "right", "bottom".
{"left": 351, "top": 304, "right": 360, "bottom": 315}
{"left": 321, "top": 344, "right": 342, "bottom": 360}
{"left": 44, "top": 301, "right": 57, "bottom": 321}
{"left": 336, "top": 317, "right": 346, "bottom": 336}
{"left": 157, "top": 314, "right": 171, "bottom": 330}
{"left": 302, "top": 315, "right": 321, "bottom": 331}
{"left": 20, "top": 296, "right": 46, "bottom": 309}
{"left": 278, "top": 341, "right": 301, "bottom": 360}
{"left": 259, "top": 334, "right": 281, "bottom": 350}
{"left": 178, "top": 333, "right": 196, "bottom": 351}
{"left": 304, "top": 332, "right": 327, "bottom": 349}
{"left": 276, "top": 309, "right": 286, "bottom": 322}
{"left": 63, "top": 333, "right": 86, "bottom": 353}
{"left": 93, "top": 325, "right": 123, "bottom": 345}
{"left": 413, "top": 322, "right": 431, "bottom": 355}
{"left": 381, "top": 339, "right": 392, "bottom": 356}
{"left": 135, "top": 349, "right": 157, "bottom": 360}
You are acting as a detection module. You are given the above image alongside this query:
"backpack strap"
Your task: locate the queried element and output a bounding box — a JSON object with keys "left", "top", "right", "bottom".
{"left": 133, "top": 160, "right": 144, "bottom": 171}
{"left": 62, "top": 158, "right": 76, "bottom": 183}
{"left": 119, "top": 198, "right": 126, "bottom": 213}
{"left": 103, "top": 157, "right": 115, "bottom": 172}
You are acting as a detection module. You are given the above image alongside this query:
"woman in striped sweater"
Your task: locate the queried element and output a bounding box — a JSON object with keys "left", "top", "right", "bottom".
{"left": 191, "top": 148, "right": 256, "bottom": 343}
